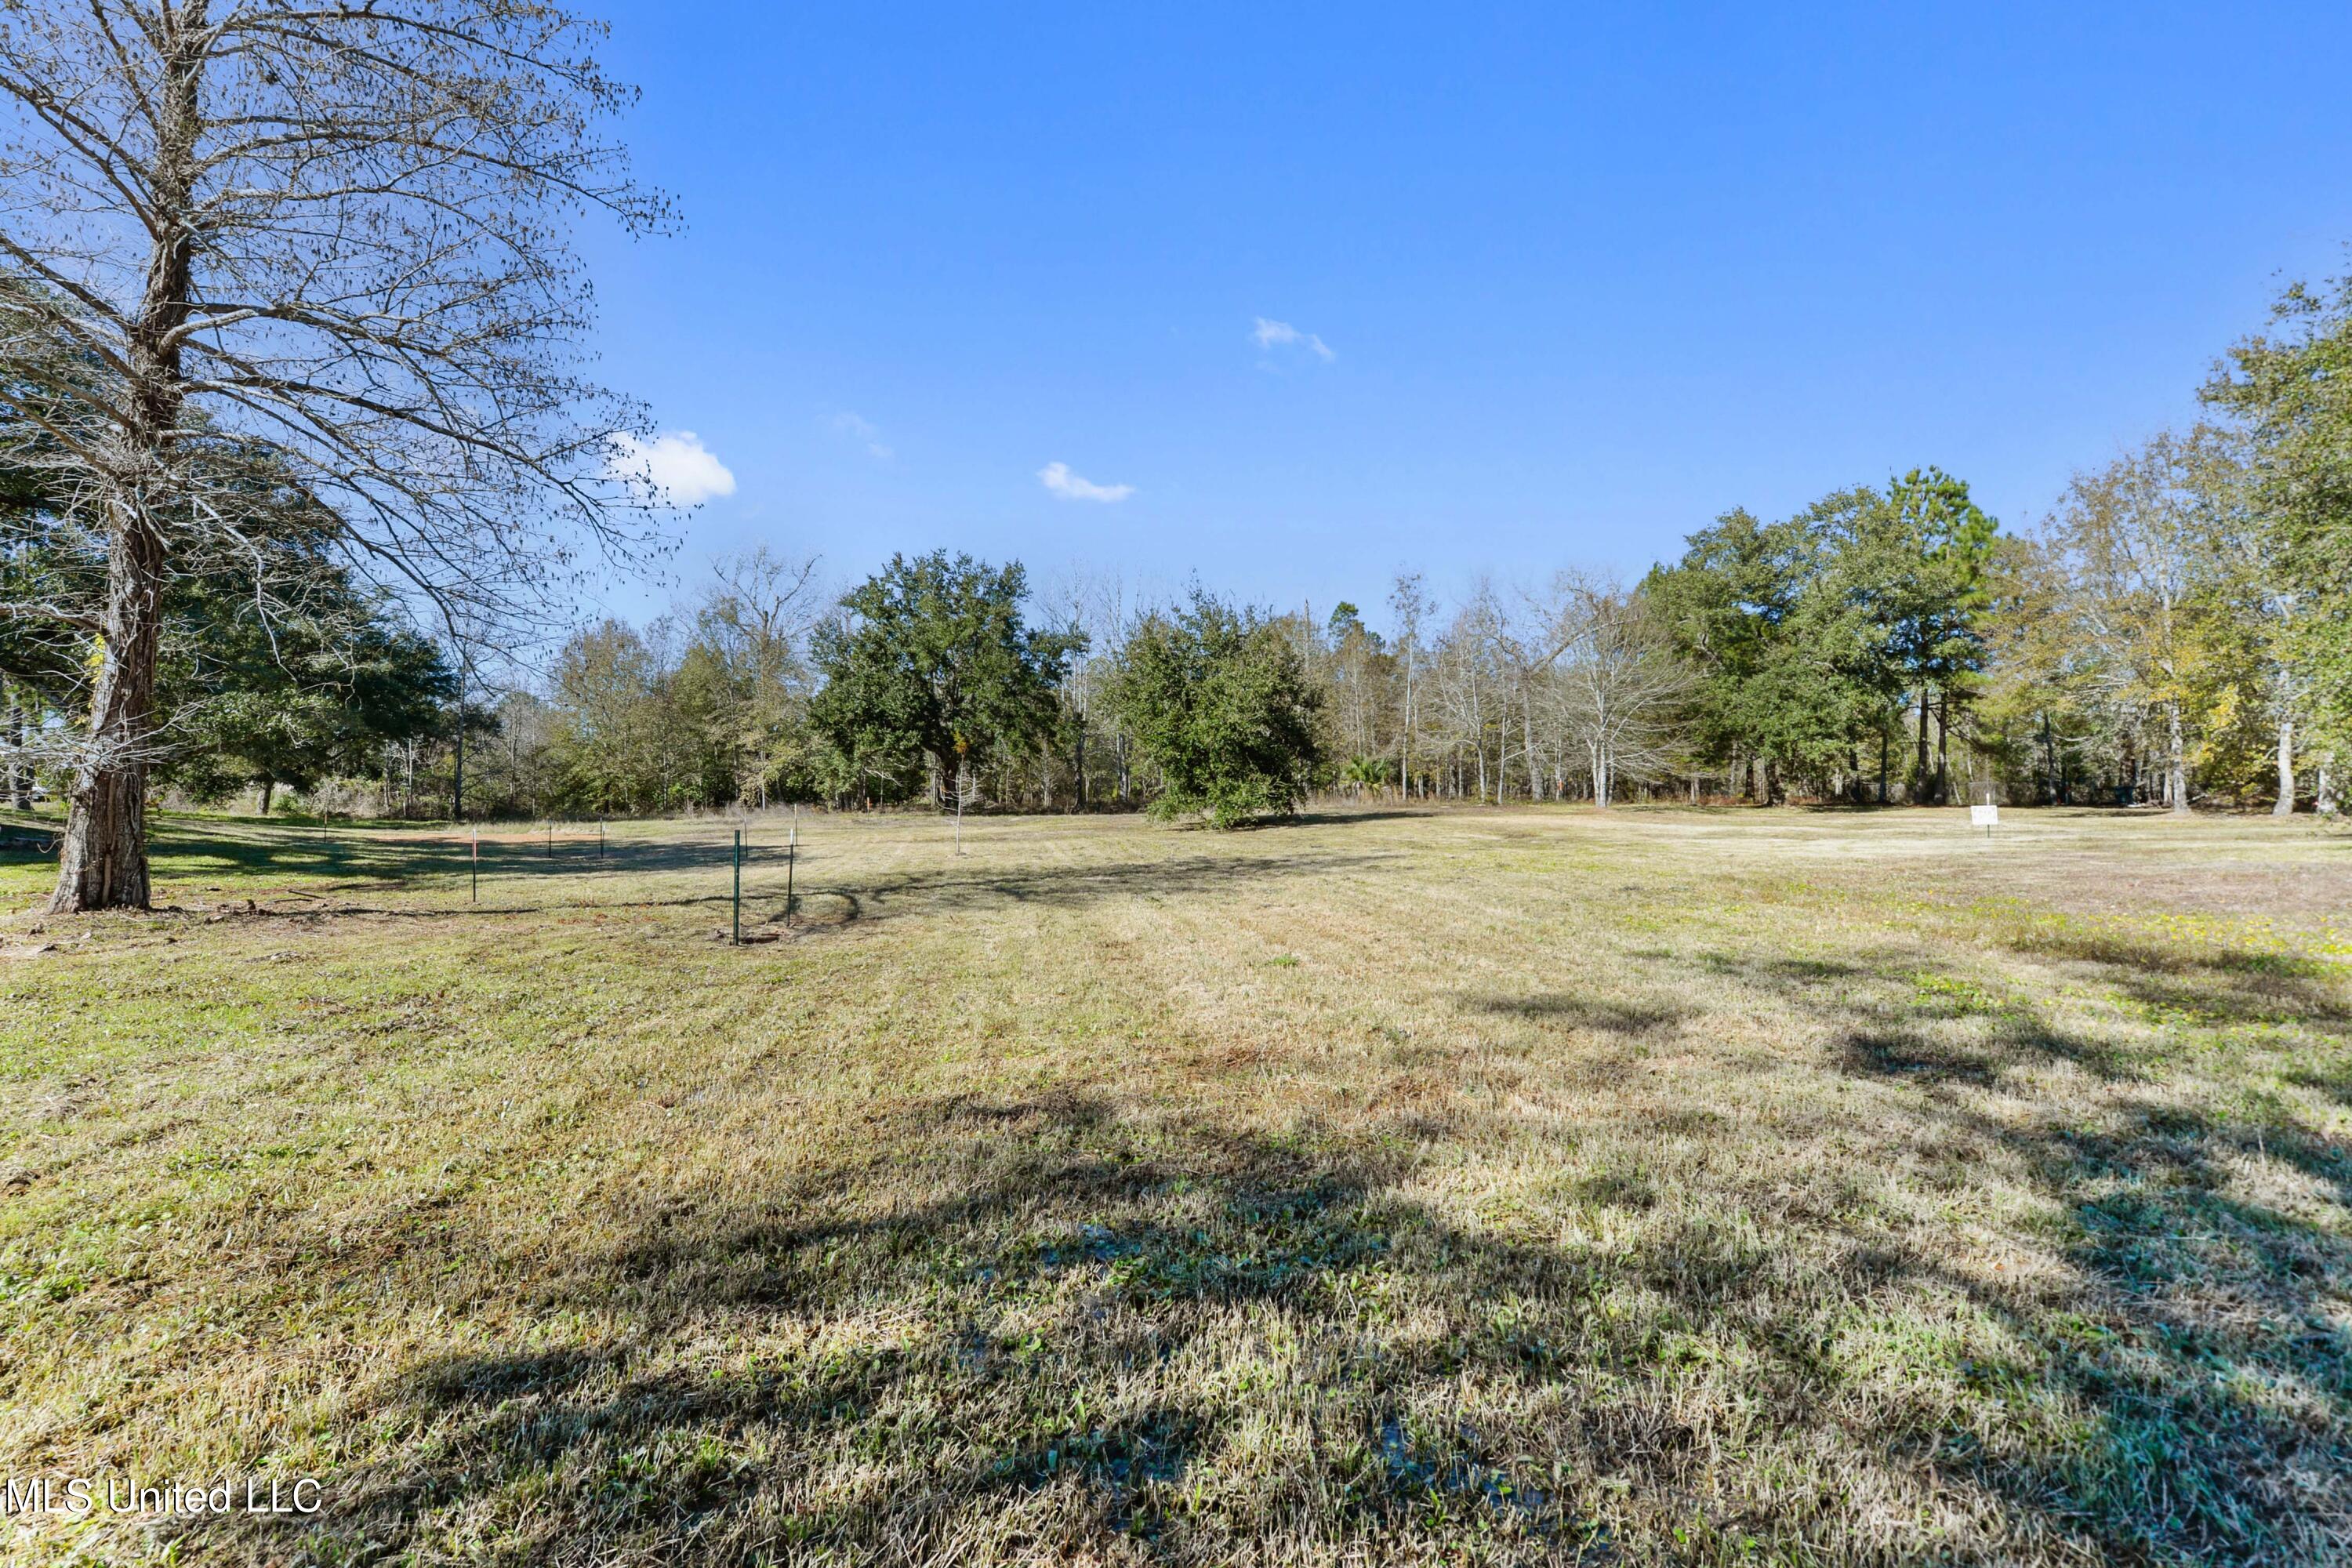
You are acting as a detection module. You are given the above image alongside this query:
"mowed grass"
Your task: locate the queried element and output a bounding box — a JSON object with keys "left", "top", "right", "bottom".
{"left": 1, "top": 804, "right": 2348, "bottom": 1566}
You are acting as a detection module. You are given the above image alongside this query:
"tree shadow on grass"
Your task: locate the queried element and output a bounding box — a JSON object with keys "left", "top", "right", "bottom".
{"left": 140, "top": 844, "right": 1404, "bottom": 931}
{"left": 1281, "top": 808, "right": 1440, "bottom": 828}
{"left": 2289, "top": 1062, "right": 2352, "bottom": 1110}
{"left": 1795, "top": 964, "right": 2352, "bottom": 1559}
{"left": 844, "top": 850, "right": 1403, "bottom": 916}
{"left": 1624, "top": 933, "right": 2350, "bottom": 1559}
{"left": 178, "top": 1095, "right": 1610, "bottom": 1564}
{"left": 1697, "top": 946, "right": 2150, "bottom": 1085}
{"left": 1454, "top": 993, "right": 1687, "bottom": 1034}
{"left": 147, "top": 888, "right": 2352, "bottom": 1564}
{"left": 2009, "top": 929, "right": 2352, "bottom": 1031}
{"left": 1904, "top": 1088, "right": 2351, "bottom": 1563}
{"left": 166, "top": 1033, "right": 2352, "bottom": 1566}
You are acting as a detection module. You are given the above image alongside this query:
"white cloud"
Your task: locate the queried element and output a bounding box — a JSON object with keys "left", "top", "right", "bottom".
{"left": 1252, "top": 317, "right": 1334, "bottom": 361}
{"left": 829, "top": 411, "right": 892, "bottom": 459}
{"left": 610, "top": 430, "right": 735, "bottom": 506}
{"left": 1037, "top": 461, "right": 1134, "bottom": 503}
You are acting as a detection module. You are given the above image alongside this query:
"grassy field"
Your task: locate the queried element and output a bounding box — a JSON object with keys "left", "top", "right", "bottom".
{"left": 0, "top": 804, "right": 2347, "bottom": 1566}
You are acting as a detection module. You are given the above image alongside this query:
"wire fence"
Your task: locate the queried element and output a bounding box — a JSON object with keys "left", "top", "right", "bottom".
{"left": 24, "top": 808, "right": 840, "bottom": 942}
{"left": 433, "top": 815, "right": 812, "bottom": 942}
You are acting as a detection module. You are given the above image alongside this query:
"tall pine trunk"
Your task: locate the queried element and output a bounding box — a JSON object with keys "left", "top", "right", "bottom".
{"left": 1915, "top": 689, "right": 1931, "bottom": 802}
{"left": 1936, "top": 692, "right": 1951, "bottom": 806}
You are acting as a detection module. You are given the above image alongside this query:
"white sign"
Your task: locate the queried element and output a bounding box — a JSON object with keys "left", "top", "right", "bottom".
{"left": 1970, "top": 804, "right": 1999, "bottom": 829}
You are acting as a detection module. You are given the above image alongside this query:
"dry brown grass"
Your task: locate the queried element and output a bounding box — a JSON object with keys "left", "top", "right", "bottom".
{"left": 0, "top": 804, "right": 2347, "bottom": 1565}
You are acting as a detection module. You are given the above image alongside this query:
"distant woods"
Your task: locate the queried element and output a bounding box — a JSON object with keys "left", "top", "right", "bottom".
{"left": 440, "top": 342, "right": 2343, "bottom": 822}
{"left": 377, "top": 401, "right": 2337, "bottom": 823}
{"left": 16, "top": 369, "right": 2347, "bottom": 827}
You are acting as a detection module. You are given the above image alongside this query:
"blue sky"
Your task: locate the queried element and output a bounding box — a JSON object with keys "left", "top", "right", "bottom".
{"left": 577, "top": 2, "right": 2352, "bottom": 633}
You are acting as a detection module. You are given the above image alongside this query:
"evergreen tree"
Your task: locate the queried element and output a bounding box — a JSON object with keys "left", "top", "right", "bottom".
{"left": 808, "top": 552, "right": 1082, "bottom": 809}
{"left": 1109, "top": 591, "right": 1323, "bottom": 827}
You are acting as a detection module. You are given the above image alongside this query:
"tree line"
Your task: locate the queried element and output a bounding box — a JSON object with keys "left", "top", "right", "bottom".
{"left": 11, "top": 274, "right": 2350, "bottom": 838}
{"left": 367, "top": 351, "right": 2343, "bottom": 828}
{"left": 13, "top": 260, "right": 2351, "bottom": 832}
{"left": 337, "top": 274, "right": 2352, "bottom": 829}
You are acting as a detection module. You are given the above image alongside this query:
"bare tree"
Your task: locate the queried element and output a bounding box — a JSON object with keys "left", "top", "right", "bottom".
{"left": 696, "top": 546, "right": 823, "bottom": 807}
{"left": 1547, "top": 574, "right": 1691, "bottom": 808}
{"left": 1044, "top": 564, "right": 1149, "bottom": 807}
{"left": 1388, "top": 569, "right": 1427, "bottom": 799}
{"left": 0, "top": 2, "right": 673, "bottom": 910}
{"left": 1494, "top": 580, "right": 1571, "bottom": 803}
{"left": 1431, "top": 590, "right": 1502, "bottom": 803}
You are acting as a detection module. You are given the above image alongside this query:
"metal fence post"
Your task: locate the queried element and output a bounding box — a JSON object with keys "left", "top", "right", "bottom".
{"left": 470, "top": 826, "right": 478, "bottom": 904}
{"left": 785, "top": 822, "right": 796, "bottom": 923}
{"left": 732, "top": 828, "right": 742, "bottom": 945}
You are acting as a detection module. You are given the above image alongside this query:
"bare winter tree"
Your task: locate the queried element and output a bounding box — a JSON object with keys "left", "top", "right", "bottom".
{"left": 1387, "top": 569, "right": 1428, "bottom": 798}
{"left": 1546, "top": 574, "right": 1692, "bottom": 808}
{"left": 0, "top": 2, "right": 673, "bottom": 911}
{"left": 695, "top": 545, "right": 823, "bottom": 807}
{"left": 1044, "top": 564, "right": 1148, "bottom": 806}
{"left": 1431, "top": 589, "right": 1501, "bottom": 803}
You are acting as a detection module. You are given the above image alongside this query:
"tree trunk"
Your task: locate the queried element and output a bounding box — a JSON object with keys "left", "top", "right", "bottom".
{"left": 2318, "top": 765, "right": 2338, "bottom": 817}
{"left": 1399, "top": 654, "right": 1413, "bottom": 805}
{"left": 50, "top": 518, "right": 166, "bottom": 913}
{"left": 2274, "top": 717, "right": 2295, "bottom": 817}
{"left": 1935, "top": 692, "right": 1951, "bottom": 806}
{"left": 1915, "top": 689, "right": 1931, "bottom": 802}
{"left": 1469, "top": 676, "right": 1488, "bottom": 803}
{"left": 51, "top": 10, "right": 205, "bottom": 913}
{"left": 2167, "top": 702, "right": 2190, "bottom": 815}
{"left": 1522, "top": 702, "right": 1541, "bottom": 804}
